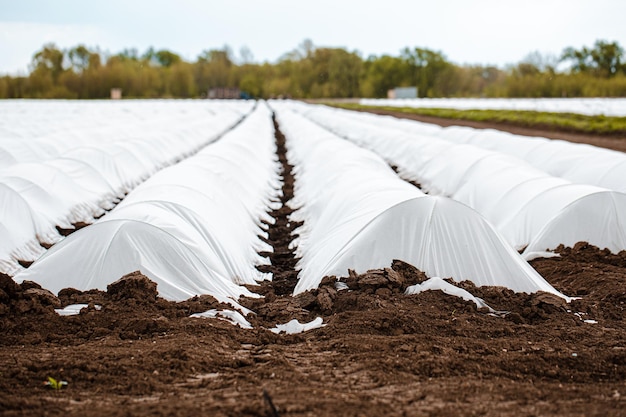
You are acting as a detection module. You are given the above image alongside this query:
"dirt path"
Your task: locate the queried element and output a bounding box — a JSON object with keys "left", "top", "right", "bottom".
{"left": 256, "top": 114, "right": 301, "bottom": 296}
{"left": 353, "top": 108, "right": 626, "bottom": 153}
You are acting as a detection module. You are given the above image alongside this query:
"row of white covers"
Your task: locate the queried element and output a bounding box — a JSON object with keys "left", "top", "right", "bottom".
{"left": 432, "top": 125, "right": 626, "bottom": 194}
{"left": 359, "top": 97, "right": 626, "bottom": 117}
{"left": 0, "top": 100, "right": 254, "bottom": 276}
{"left": 271, "top": 103, "right": 565, "bottom": 298}
{"left": 16, "top": 103, "right": 279, "bottom": 306}
{"left": 0, "top": 100, "right": 255, "bottom": 171}
{"left": 290, "top": 102, "right": 626, "bottom": 256}
{"left": 351, "top": 103, "right": 626, "bottom": 195}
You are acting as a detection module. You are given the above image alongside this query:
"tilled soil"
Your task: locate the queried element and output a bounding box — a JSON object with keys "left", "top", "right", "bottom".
{"left": 1, "top": 247, "right": 625, "bottom": 417}
{"left": 1, "top": 118, "right": 626, "bottom": 416}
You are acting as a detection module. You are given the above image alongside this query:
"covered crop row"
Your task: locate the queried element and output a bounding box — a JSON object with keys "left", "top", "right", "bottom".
{"left": 0, "top": 100, "right": 254, "bottom": 275}
{"left": 16, "top": 104, "right": 279, "bottom": 306}
{"left": 435, "top": 126, "right": 626, "bottom": 194}
{"left": 335, "top": 104, "right": 626, "bottom": 194}
{"left": 272, "top": 103, "right": 564, "bottom": 297}
{"left": 359, "top": 97, "right": 626, "bottom": 117}
{"left": 288, "top": 102, "right": 626, "bottom": 256}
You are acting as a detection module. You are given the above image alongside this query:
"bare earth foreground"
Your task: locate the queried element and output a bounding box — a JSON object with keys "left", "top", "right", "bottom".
{"left": 1, "top": 118, "right": 626, "bottom": 416}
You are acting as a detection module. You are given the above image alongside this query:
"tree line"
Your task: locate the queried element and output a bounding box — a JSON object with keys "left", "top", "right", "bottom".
{"left": 1, "top": 39, "right": 625, "bottom": 99}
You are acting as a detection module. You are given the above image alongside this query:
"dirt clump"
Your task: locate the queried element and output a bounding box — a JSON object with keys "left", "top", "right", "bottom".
{"left": 0, "top": 274, "right": 60, "bottom": 316}
{"left": 107, "top": 270, "right": 158, "bottom": 302}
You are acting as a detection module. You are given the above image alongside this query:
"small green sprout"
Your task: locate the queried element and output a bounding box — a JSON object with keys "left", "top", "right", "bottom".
{"left": 44, "top": 376, "right": 68, "bottom": 390}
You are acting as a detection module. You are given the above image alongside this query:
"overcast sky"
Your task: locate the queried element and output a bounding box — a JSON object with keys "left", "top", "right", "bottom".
{"left": 1, "top": 0, "right": 625, "bottom": 75}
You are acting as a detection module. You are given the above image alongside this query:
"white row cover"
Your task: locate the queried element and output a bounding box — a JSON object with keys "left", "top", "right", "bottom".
{"left": 0, "top": 100, "right": 255, "bottom": 164}
{"left": 338, "top": 103, "right": 626, "bottom": 195}
{"left": 16, "top": 103, "right": 279, "bottom": 305}
{"left": 359, "top": 97, "right": 626, "bottom": 117}
{"left": 289, "top": 102, "right": 626, "bottom": 256}
{"left": 271, "top": 103, "right": 565, "bottom": 298}
{"left": 431, "top": 125, "right": 626, "bottom": 194}
{"left": 0, "top": 100, "right": 254, "bottom": 275}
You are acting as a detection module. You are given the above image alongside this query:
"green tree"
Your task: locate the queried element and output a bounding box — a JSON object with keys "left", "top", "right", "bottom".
{"left": 31, "top": 43, "right": 65, "bottom": 82}
{"left": 166, "top": 62, "right": 195, "bottom": 97}
{"left": 362, "top": 55, "right": 411, "bottom": 97}
{"left": 401, "top": 47, "right": 452, "bottom": 97}
{"left": 68, "top": 45, "right": 91, "bottom": 73}
{"left": 195, "top": 47, "right": 235, "bottom": 92}
{"left": 561, "top": 40, "right": 624, "bottom": 77}
{"left": 154, "top": 50, "right": 182, "bottom": 67}
{"left": 328, "top": 49, "right": 362, "bottom": 97}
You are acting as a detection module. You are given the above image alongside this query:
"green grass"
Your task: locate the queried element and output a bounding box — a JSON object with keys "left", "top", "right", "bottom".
{"left": 324, "top": 103, "right": 626, "bottom": 136}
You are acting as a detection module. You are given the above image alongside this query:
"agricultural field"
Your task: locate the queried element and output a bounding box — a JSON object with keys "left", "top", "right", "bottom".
{"left": 333, "top": 98, "right": 626, "bottom": 141}
{"left": 1, "top": 99, "right": 625, "bottom": 416}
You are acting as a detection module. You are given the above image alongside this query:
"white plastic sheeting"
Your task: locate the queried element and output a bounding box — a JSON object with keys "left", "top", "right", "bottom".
{"left": 190, "top": 309, "right": 253, "bottom": 328}
{"left": 270, "top": 317, "right": 325, "bottom": 334}
{"left": 16, "top": 220, "right": 256, "bottom": 304}
{"left": 15, "top": 103, "right": 280, "bottom": 306}
{"left": 431, "top": 126, "right": 626, "bottom": 194}
{"left": 0, "top": 100, "right": 254, "bottom": 275}
{"left": 405, "top": 277, "right": 492, "bottom": 310}
{"left": 334, "top": 107, "right": 626, "bottom": 195}
{"left": 272, "top": 104, "right": 564, "bottom": 298}
{"left": 360, "top": 97, "right": 626, "bottom": 117}
{"left": 288, "top": 102, "right": 626, "bottom": 255}
{"left": 55, "top": 304, "right": 102, "bottom": 316}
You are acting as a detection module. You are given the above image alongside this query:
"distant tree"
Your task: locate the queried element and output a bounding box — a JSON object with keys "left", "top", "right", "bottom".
{"left": 401, "top": 47, "right": 452, "bottom": 97}
{"left": 66, "top": 45, "right": 102, "bottom": 98}
{"left": 167, "top": 62, "right": 195, "bottom": 97}
{"left": 10, "top": 40, "right": 626, "bottom": 99}
{"left": 299, "top": 39, "right": 314, "bottom": 59}
{"left": 68, "top": 45, "right": 91, "bottom": 73}
{"left": 239, "top": 71, "right": 263, "bottom": 97}
{"left": 590, "top": 40, "right": 624, "bottom": 77}
{"left": 520, "top": 51, "right": 558, "bottom": 73}
{"left": 361, "top": 55, "right": 411, "bottom": 97}
{"left": 198, "top": 48, "right": 234, "bottom": 66}
{"left": 116, "top": 48, "right": 140, "bottom": 61}
{"left": 238, "top": 46, "right": 255, "bottom": 64}
{"left": 296, "top": 47, "right": 363, "bottom": 98}
{"left": 196, "top": 47, "right": 235, "bottom": 91}
{"left": 0, "top": 77, "right": 8, "bottom": 98}
{"left": 561, "top": 40, "right": 624, "bottom": 77}
{"left": 30, "top": 43, "right": 65, "bottom": 82}
{"left": 328, "top": 49, "right": 362, "bottom": 97}
{"left": 154, "top": 50, "right": 182, "bottom": 67}
{"left": 280, "top": 39, "right": 315, "bottom": 62}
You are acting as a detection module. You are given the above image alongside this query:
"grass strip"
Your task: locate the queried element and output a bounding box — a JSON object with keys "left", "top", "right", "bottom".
{"left": 325, "top": 103, "right": 626, "bottom": 137}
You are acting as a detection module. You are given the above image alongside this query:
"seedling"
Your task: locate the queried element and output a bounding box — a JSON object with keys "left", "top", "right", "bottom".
{"left": 44, "top": 376, "right": 68, "bottom": 390}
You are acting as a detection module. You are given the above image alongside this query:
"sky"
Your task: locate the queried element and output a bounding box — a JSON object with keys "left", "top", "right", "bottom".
{"left": 1, "top": 0, "right": 625, "bottom": 75}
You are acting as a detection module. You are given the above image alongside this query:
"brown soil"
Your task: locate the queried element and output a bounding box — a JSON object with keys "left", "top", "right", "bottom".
{"left": 353, "top": 108, "right": 626, "bottom": 153}
{"left": 1, "top": 247, "right": 625, "bottom": 417}
{"left": 256, "top": 115, "right": 301, "bottom": 296}
{"left": 2, "top": 116, "right": 626, "bottom": 416}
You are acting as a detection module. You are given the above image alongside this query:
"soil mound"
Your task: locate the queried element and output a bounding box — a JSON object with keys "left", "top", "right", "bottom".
{"left": 0, "top": 273, "right": 60, "bottom": 316}
{"left": 107, "top": 270, "right": 158, "bottom": 302}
